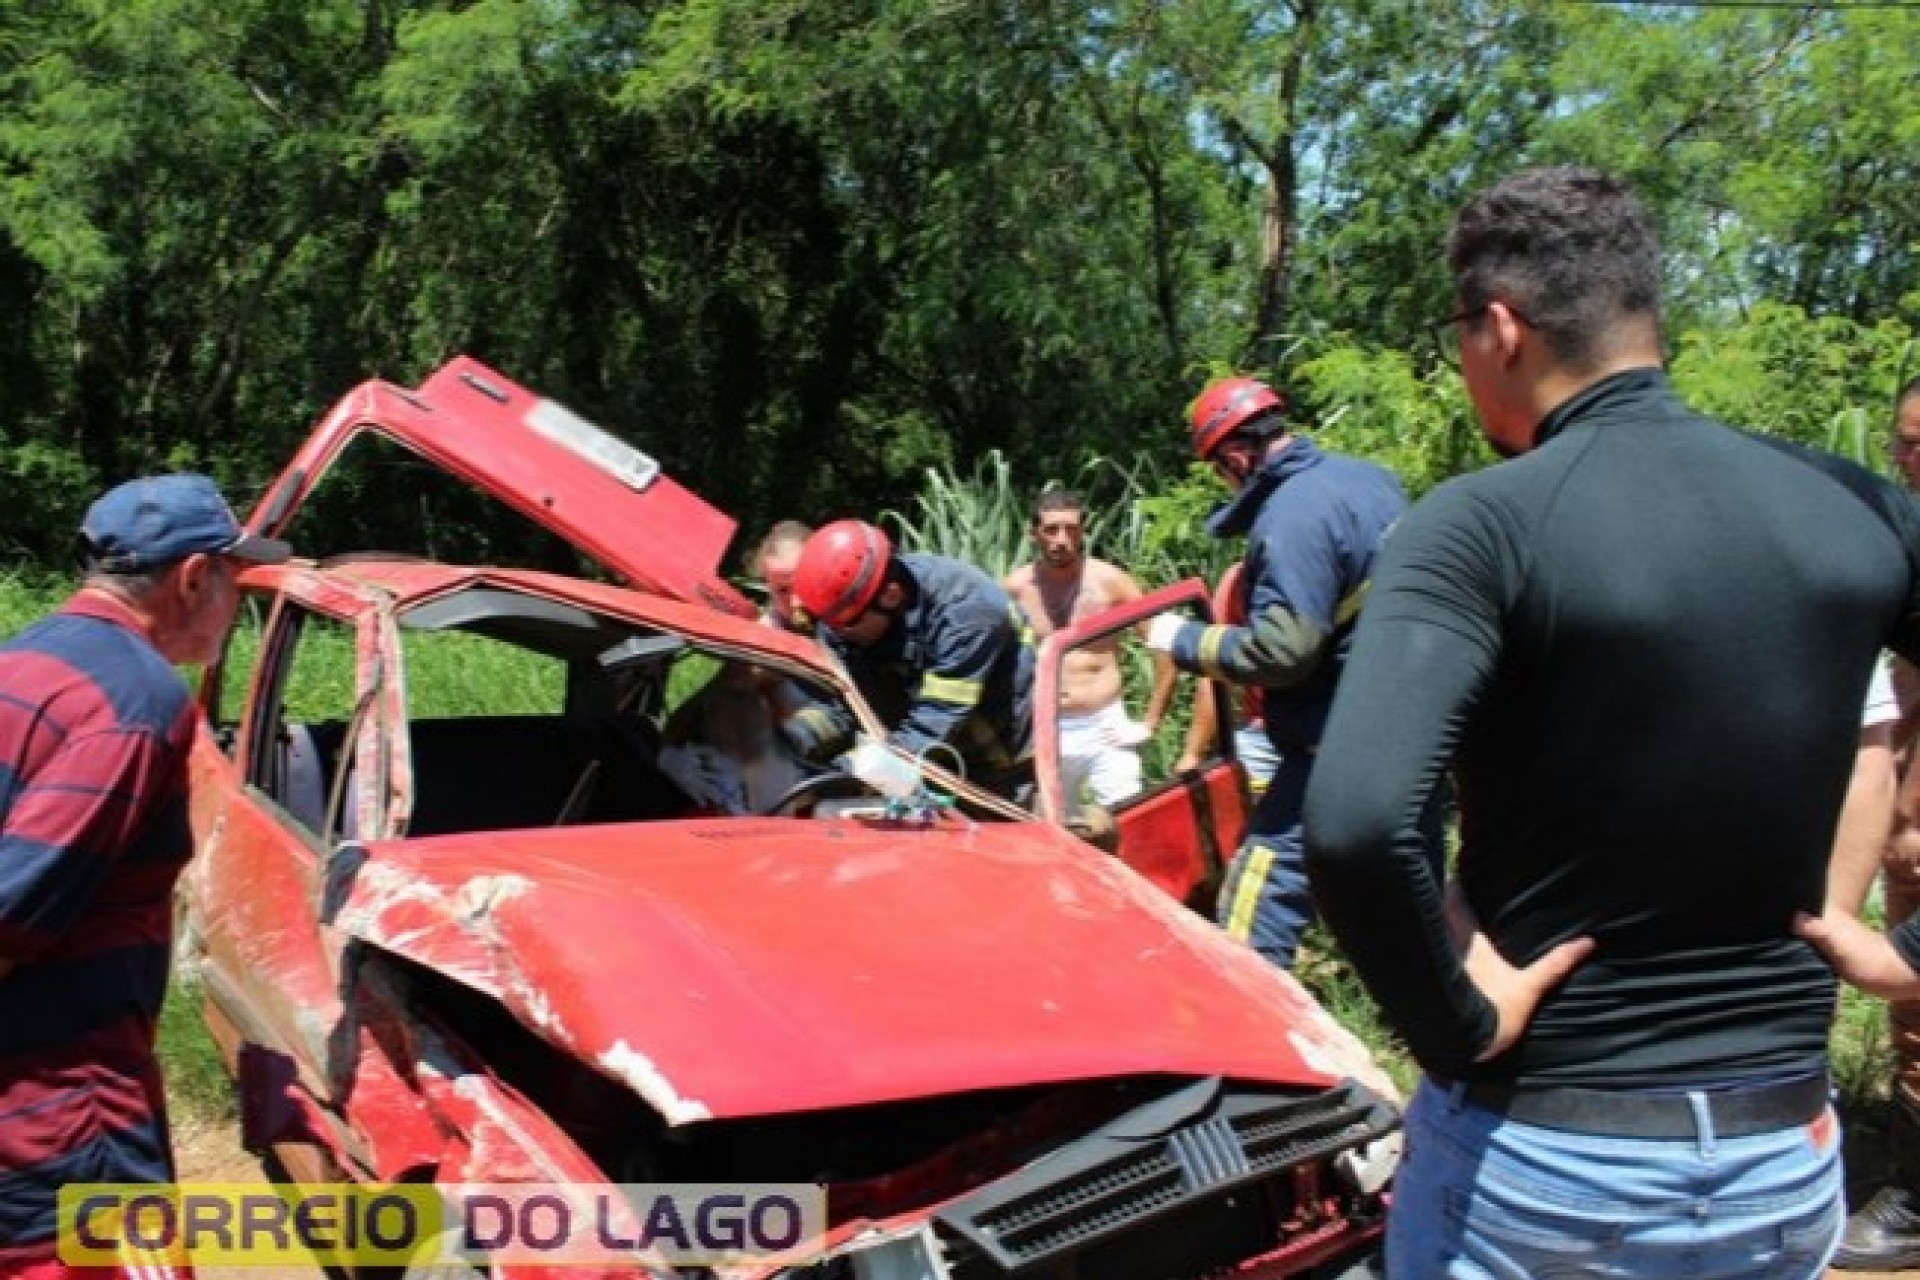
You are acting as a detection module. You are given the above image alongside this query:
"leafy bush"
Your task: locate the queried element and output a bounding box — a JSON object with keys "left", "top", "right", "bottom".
{"left": 1670, "top": 303, "right": 1915, "bottom": 469}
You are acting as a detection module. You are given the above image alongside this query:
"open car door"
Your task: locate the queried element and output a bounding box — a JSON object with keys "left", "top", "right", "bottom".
{"left": 1034, "top": 579, "right": 1250, "bottom": 909}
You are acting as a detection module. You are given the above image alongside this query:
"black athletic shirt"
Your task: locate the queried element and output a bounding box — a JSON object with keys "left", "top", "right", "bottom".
{"left": 1305, "top": 368, "right": 1920, "bottom": 1087}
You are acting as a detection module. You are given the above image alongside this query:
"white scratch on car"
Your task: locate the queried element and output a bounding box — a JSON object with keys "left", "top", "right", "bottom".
{"left": 331, "top": 861, "right": 450, "bottom": 937}
{"left": 505, "top": 974, "right": 569, "bottom": 1044}
{"left": 599, "top": 1039, "right": 714, "bottom": 1125}
{"left": 453, "top": 873, "right": 533, "bottom": 921}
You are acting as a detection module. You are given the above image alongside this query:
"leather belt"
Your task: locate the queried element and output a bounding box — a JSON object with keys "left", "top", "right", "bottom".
{"left": 1454, "top": 1073, "right": 1829, "bottom": 1139}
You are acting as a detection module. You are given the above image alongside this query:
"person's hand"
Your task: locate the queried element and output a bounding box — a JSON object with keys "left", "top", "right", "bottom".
{"left": 1795, "top": 909, "right": 1920, "bottom": 1000}
{"left": 1446, "top": 882, "right": 1595, "bottom": 1063}
{"left": 1144, "top": 614, "right": 1184, "bottom": 653}
{"left": 1173, "top": 751, "right": 1201, "bottom": 774}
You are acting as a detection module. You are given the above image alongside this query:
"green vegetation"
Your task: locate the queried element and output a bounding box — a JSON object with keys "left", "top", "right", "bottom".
{"left": 158, "top": 972, "right": 236, "bottom": 1123}
{"left": 0, "top": 0, "right": 1915, "bottom": 1163}
{"left": 0, "top": 3, "right": 1915, "bottom": 566}
{"left": 0, "top": 577, "right": 1896, "bottom": 1150}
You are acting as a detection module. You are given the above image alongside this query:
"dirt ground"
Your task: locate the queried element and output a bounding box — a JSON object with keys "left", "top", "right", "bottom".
{"left": 171, "top": 1112, "right": 325, "bottom": 1280}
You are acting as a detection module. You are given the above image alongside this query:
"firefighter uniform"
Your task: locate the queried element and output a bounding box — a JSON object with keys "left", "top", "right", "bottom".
{"left": 786, "top": 552, "right": 1034, "bottom": 796}
{"left": 1160, "top": 436, "right": 1406, "bottom": 968}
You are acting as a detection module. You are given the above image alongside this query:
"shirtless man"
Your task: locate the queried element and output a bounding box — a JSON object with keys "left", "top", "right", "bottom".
{"left": 1003, "top": 489, "right": 1171, "bottom": 806}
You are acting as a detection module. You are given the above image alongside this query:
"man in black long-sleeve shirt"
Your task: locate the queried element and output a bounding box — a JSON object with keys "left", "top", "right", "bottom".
{"left": 1304, "top": 166, "right": 1920, "bottom": 1279}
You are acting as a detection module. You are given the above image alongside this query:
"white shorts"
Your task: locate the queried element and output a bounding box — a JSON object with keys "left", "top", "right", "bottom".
{"left": 1059, "top": 701, "right": 1145, "bottom": 807}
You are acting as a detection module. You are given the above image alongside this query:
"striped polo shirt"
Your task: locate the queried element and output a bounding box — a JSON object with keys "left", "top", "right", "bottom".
{"left": 0, "top": 591, "right": 196, "bottom": 1256}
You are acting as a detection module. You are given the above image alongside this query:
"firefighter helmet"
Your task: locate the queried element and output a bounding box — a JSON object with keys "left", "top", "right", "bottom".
{"left": 794, "top": 519, "right": 893, "bottom": 628}
{"left": 1188, "top": 376, "right": 1284, "bottom": 461}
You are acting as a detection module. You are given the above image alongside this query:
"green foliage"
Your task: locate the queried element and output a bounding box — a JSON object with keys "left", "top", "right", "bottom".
{"left": 1670, "top": 303, "right": 1914, "bottom": 467}
{"left": 158, "top": 972, "right": 236, "bottom": 1123}
{"left": 0, "top": 0, "right": 1918, "bottom": 556}
{"left": 1291, "top": 342, "right": 1492, "bottom": 500}
{"left": 0, "top": 442, "right": 97, "bottom": 570}
{"left": 1133, "top": 462, "right": 1239, "bottom": 590}
{"left": 402, "top": 630, "right": 566, "bottom": 719}
{"left": 0, "top": 571, "right": 65, "bottom": 636}
{"left": 883, "top": 450, "right": 1035, "bottom": 580}
{"left": 889, "top": 449, "right": 1237, "bottom": 590}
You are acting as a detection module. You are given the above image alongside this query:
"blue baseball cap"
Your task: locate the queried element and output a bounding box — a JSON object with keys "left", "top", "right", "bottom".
{"left": 81, "top": 473, "right": 291, "bottom": 573}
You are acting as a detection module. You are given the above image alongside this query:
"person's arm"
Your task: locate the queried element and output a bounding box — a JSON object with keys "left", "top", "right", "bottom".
{"left": 1796, "top": 909, "right": 1920, "bottom": 1001}
{"left": 890, "top": 598, "right": 1015, "bottom": 760}
{"left": 1147, "top": 521, "right": 1343, "bottom": 690}
{"left": 0, "top": 727, "right": 176, "bottom": 966}
{"left": 1174, "top": 679, "right": 1219, "bottom": 774}
{"left": 1826, "top": 720, "right": 1896, "bottom": 916}
{"left": 1302, "top": 485, "right": 1588, "bottom": 1074}
{"left": 778, "top": 636, "right": 859, "bottom": 762}
{"left": 1107, "top": 567, "right": 1178, "bottom": 734}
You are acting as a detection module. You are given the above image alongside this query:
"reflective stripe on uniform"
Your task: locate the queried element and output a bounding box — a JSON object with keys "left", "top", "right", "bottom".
{"left": 1009, "top": 604, "right": 1036, "bottom": 648}
{"left": 790, "top": 705, "right": 838, "bottom": 744}
{"left": 921, "top": 673, "right": 983, "bottom": 706}
{"left": 1196, "top": 624, "right": 1232, "bottom": 678}
{"left": 1224, "top": 845, "right": 1277, "bottom": 942}
{"left": 1334, "top": 579, "right": 1371, "bottom": 629}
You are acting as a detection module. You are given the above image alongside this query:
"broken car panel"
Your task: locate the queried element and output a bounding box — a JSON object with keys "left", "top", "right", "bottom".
{"left": 180, "top": 357, "right": 1400, "bottom": 1279}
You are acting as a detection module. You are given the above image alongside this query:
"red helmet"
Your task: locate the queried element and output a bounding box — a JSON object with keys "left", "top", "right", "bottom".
{"left": 1188, "top": 376, "right": 1284, "bottom": 460}
{"left": 795, "top": 519, "right": 893, "bottom": 628}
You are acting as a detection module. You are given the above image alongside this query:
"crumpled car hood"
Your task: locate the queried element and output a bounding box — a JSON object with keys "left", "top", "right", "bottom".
{"left": 327, "top": 819, "right": 1388, "bottom": 1124}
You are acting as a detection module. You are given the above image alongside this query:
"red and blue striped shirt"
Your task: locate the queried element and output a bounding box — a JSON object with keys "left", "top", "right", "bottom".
{"left": 0, "top": 591, "right": 196, "bottom": 1259}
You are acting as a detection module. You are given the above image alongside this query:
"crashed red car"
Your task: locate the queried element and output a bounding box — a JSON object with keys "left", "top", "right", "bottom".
{"left": 179, "top": 356, "right": 1400, "bottom": 1279}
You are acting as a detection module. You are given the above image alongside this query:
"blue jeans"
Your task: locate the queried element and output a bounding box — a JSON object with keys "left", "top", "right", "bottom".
{"left": 1388, "top": 1077, "right": 1844, "bottom": 1279}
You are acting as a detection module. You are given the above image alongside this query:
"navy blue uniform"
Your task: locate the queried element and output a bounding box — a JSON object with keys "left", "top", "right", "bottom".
{"left": 789, "top": 553, "right": 1034, "bottom": 791}
{"left": 1163, "top": 437, "right": 1406, "bottom": 967}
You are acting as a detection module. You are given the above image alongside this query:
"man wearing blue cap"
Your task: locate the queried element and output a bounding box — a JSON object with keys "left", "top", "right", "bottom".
{"left": 0, "top": 473, "right": 288, "bottom": 1278}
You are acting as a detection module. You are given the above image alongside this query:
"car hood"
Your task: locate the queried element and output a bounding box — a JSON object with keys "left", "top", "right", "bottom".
{"left": 326, "top": 820, "right": 1388, "bottom": 1124}
{"left": 248, "top": 356, "right": 752, "bottom": 615}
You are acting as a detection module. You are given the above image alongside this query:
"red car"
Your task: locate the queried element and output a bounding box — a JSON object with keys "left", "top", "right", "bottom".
{"left": 178, "top": 357, "right": 1399, "bottom": 1279}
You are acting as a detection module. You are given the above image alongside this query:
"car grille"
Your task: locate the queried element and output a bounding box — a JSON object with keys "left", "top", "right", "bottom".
{"left": 932, "top": 1077, "right": 1395, "bottom": 1277}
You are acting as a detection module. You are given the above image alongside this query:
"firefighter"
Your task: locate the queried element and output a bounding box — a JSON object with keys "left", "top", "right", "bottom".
{"left": 1144, "top": 376, "right": 1407, "bottom": 969}
{"left": 784, "top": 519, "right": 1035, "bottom": 800}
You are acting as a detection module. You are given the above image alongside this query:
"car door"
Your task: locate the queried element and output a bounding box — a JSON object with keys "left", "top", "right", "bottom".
{"left": 1033, "top": 579, "right": 1249, "bottom": 909}
{"left": 186, "top": 565, "right": 400, "bottom": 1148}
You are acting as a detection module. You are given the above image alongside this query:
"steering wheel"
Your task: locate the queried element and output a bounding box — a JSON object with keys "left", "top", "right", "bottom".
{"left": 763, "top": 769, "right": 882, "bottom": 818}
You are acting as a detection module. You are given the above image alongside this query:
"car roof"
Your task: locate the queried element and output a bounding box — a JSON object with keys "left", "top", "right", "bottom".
{"left": 246, "top": 557, "right": 831, "bottom": 671}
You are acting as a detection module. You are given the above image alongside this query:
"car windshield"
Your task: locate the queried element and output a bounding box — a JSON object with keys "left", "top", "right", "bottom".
{"left": 245, "top": 579, "right": 1002, "bottom": 843}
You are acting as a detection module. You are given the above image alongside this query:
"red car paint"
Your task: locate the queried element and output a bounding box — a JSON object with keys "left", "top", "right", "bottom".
{"left": 179, "top": 358, "right": 1398, "bottom": 1280}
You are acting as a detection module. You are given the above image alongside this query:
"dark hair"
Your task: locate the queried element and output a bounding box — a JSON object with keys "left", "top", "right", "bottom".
{"left": 1448, "top": 167, "right": 1662, "bottom": 372}
{"left": 1031, "top": 487, "right": 1084, "bottom": 524}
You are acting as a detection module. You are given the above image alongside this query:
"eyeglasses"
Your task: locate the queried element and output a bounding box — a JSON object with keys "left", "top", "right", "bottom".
{"left": 1426, "top": 301, "right": 1535, "bottom": 372}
